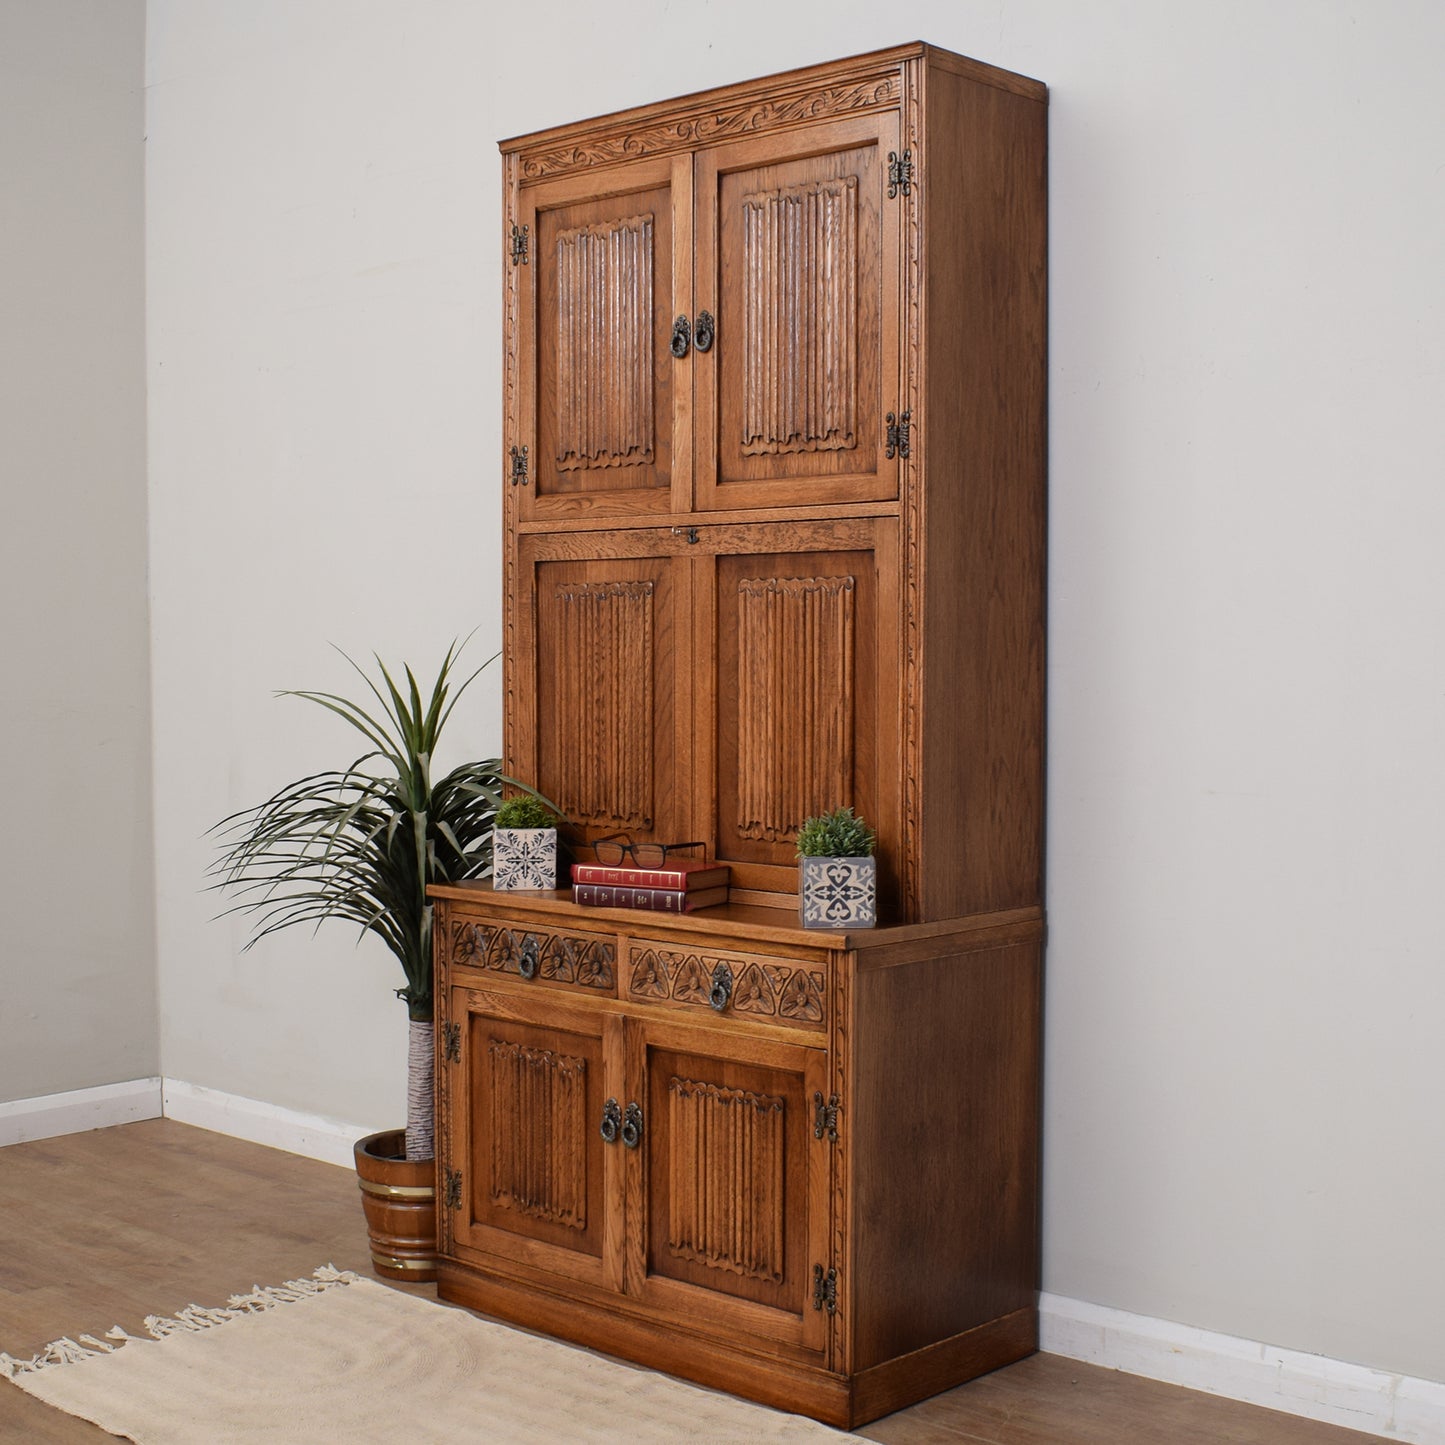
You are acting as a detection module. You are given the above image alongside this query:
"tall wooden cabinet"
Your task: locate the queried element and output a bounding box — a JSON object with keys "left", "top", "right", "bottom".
{"left": 433, "top": 42, "right": 1047, "bottom": 1428}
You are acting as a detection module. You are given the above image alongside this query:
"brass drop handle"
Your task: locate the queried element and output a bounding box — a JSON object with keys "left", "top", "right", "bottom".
{"left": 600, "top": 1098, "right": 621, "bottom": 1144}
{"left": 708, "top": 962, "right": 733, "bottom": 1012}
{"left": 670, "top": 314, "right": 691, "bottom": 358}
{"left": 693, "top": 310, "right": 715, "bottom": 353}
{"left": 621, "top": 1101, "right": 644, "bottom": 1150}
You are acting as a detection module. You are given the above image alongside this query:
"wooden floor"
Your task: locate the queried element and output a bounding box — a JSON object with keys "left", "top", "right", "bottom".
{"left": 0, "top": 1120, "right": 1384, "bottom": 1444}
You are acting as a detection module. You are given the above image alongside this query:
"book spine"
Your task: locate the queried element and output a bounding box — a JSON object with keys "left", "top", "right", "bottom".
{"left": 571, "top": 864, "right": 695, "bottom": 889}
{"left": 573, "top": 884, "right": 688, "bottom": 912}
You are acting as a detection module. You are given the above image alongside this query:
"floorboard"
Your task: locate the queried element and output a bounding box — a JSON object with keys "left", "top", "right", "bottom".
{"left": 0, "top": 1120, "right": 1386, "bottom": 1443}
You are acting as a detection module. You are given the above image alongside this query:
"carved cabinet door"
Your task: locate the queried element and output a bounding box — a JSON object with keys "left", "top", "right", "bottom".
{"left": 693, "top": 517, "right": 900, "bottom": 906}
{"left": 510, "top": 529, "right": 692, "bottom": 852}
{"left": 516, "top": 152, "right": 692, "bottom": 522}
{"left": 626, "top": 1013, "right": 831, "bottom": 1356}
{"left": 446, "top": 984, "right": 625, "bottom": 1293}
{"left": 692, "top": 111, "right": 903, "bottom": 512}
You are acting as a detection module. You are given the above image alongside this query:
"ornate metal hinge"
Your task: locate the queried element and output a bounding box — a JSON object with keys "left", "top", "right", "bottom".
{"left": 509, "top": 443, "right": 529, "bottom": 486}
{"left": 885, "top": 410, "right": 912, "bottom": 460}
{"left": 813, "top": 1091, "right": 840, "bottom": 1142}
{"left": 445, "top": 1169, "right": 463, "bottom": 1211}
{"left": 443, "top": 1021, "right": 461, "bottom": 1064}
{"left": 812, "top": 1264, "right": 839, "bottom": 1315}
{"left": 887, "top": 149, "right": 913, "bottom": 199}
{"left": 510, "top": 223, "right": 530, "bottom": 265}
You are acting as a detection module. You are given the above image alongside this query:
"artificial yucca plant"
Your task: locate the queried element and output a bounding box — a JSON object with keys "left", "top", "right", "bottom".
{"left": 209, "top": 642, "right": 503, "bottom": 1160}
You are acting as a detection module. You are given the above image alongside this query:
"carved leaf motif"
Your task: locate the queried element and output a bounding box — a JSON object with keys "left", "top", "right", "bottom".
{"left": 730, "top": 963, "right": 778, "bottom": 1017}
{"left": 626, "top": 947, "right": 824, "bottom": 1028}
{"left": 630, "top": 949, "right": 673, "bottom": 999}
{"left": 450, "top": 921, "right": 613, "bottom": 990}
{"left": 517, "top": 78, "right": 899, "bottom": 180}
{"left": 777, "top": 969, "right": 826, "bottom": 1024}
{"left": 671, "top": 957, "right": 711, "bottom": 1007}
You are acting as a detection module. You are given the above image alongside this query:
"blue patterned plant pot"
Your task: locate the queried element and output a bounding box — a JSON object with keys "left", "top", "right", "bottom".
{"left": 799, "top": 855, "right": 877, "bottom": 929}
{"left": 492, "top": 827, "right": 557, "bottom": 891}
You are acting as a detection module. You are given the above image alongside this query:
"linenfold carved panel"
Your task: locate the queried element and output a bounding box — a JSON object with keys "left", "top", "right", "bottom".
{"left": 551, "top": 580, "right": 654, "bottom": 828}
{"left": 554, "top": 213, "right": 655, "bottom": 471}
{"left": 741, "top": 178, "right": 858, "bottom": 456}
{"left": 487, "top": 1040, "right": 588, "bottom": 1230}
{"left": 666, "top": 1077, "right": 786, "bottom": 1283}
{"left": 736, "top": 575, "right": 855, "bottom": 841}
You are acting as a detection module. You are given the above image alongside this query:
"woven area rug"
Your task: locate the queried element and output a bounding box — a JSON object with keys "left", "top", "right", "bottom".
{"left": 0, "top": 1267, "right": 865, "bottom": 1443}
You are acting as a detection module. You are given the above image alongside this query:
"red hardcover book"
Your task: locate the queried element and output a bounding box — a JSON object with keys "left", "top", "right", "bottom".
{"left": 570, "top": 859, "right": 730, "bottom": 890}
{"left": 572, "top": 883, "right": 729, "bottom": 913}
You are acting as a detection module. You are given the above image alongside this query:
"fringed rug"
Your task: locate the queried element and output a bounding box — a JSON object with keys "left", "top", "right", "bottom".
{"left": 0, "top": 1267, "right": 865, "bottom": 1443}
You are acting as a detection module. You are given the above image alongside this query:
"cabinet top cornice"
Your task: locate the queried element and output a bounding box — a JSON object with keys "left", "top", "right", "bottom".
{"left": 499, "top": 42, "right": 1046, "bottom": 180}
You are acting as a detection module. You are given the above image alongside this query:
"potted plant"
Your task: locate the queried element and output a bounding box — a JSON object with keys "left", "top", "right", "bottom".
{"left": 492, "top": 793, "right": 561, "bottom": 890}
{"left": 796, "top": 806, "right": 878, "bottom": 929}
{"left": 209, "top": 642, "right": 504, "bottom": 1280}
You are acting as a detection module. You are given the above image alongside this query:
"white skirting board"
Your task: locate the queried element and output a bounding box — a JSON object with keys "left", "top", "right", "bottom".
{"left": 1042, "top": 1293, "right": 1445, "bottom": 1444}
{"left": 159, "top": 1079, "right": 375, "bottom": 1170}
{"left": 0, "top": 1077, "right": 163, "bottom": 1146}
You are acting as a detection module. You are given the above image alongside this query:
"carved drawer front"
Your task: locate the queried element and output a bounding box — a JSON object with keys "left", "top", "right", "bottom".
{"left": 445, "top": 915, "right": 616, "bottom": 996}
{"left": 625, "top": 940, "right": 827, "bottom": 1031}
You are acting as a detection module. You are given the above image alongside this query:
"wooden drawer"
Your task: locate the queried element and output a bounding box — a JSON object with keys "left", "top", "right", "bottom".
{"left": 440, "top": 910, "right": 617, "bottom": 997}
{"left": 623, "top": 937, "right": 828, "bottom": 1032}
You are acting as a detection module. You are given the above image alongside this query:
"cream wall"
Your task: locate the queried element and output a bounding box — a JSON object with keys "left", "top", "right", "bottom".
{"left": 0, "top": 0, "right": 155, "bottom": 1101}
{"left": 143, "top": 0, "right": 1444, "bottom": 1388}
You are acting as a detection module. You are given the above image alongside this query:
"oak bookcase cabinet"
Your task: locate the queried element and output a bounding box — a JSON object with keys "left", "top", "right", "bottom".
{"left": 432, "top": 42, "right": 1047, "bottom": 1428}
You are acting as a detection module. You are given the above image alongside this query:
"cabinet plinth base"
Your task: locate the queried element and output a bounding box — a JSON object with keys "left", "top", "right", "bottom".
{"left": 436, "top": 1260, "right": 1037, "bottom": 1429}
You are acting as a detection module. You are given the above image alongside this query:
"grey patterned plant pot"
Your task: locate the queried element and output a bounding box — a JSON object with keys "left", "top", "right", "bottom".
{"left": 799, "top": 855, "right": 877, "bottom": 929}
{"left": 492, "top": 827, "right": 558, "bottom": 891}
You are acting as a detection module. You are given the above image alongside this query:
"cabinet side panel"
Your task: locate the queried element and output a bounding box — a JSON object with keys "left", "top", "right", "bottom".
{"left": 918, "top": 69, "right": 1047, "bottom": 918}
{"left": 849, "top": 939, "right": 1041, "bottom": 1369}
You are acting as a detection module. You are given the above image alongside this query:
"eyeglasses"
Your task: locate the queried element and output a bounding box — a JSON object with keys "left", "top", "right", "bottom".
{"left": 586, "top": 834, "right": 704, "bottom": 867}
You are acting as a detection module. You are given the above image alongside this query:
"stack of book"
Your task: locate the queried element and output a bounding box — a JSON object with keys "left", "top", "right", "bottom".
{"left": 571, "top": 858, "right": 729, "bottom": 913}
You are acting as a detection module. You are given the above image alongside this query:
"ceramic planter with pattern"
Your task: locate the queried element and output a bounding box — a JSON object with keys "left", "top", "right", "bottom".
{"left": 799, "top": 855, "right": 877, "bottom": 928}
{"left": 492, "top": 827, "right": 557, "bottom": 891}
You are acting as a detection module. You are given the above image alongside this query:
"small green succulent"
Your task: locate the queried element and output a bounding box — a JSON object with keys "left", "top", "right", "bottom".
{"left": 494, "top": 794, "right": 558, "bottom": 830}
{"left": 795, "top": 806, "right": 876, "bottom": 859}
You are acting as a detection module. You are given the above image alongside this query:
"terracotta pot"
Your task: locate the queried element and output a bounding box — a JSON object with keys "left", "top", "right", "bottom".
{"left": 354, "top": 1129, "right": 437, "bottom": 1282}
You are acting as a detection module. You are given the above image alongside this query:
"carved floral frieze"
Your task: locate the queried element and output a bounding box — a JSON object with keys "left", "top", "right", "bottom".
{"left": 449, "top": 919, "right": 615, "bottom": 991}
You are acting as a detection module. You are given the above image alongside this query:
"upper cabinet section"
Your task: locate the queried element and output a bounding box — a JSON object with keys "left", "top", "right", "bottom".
{"left": 502, "top": 47, "right": 930, "bottom": 525}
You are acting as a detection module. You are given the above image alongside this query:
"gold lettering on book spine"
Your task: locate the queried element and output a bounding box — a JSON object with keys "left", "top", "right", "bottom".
{"left": 736, "top": 575, "right": 855, "bottom": 841}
